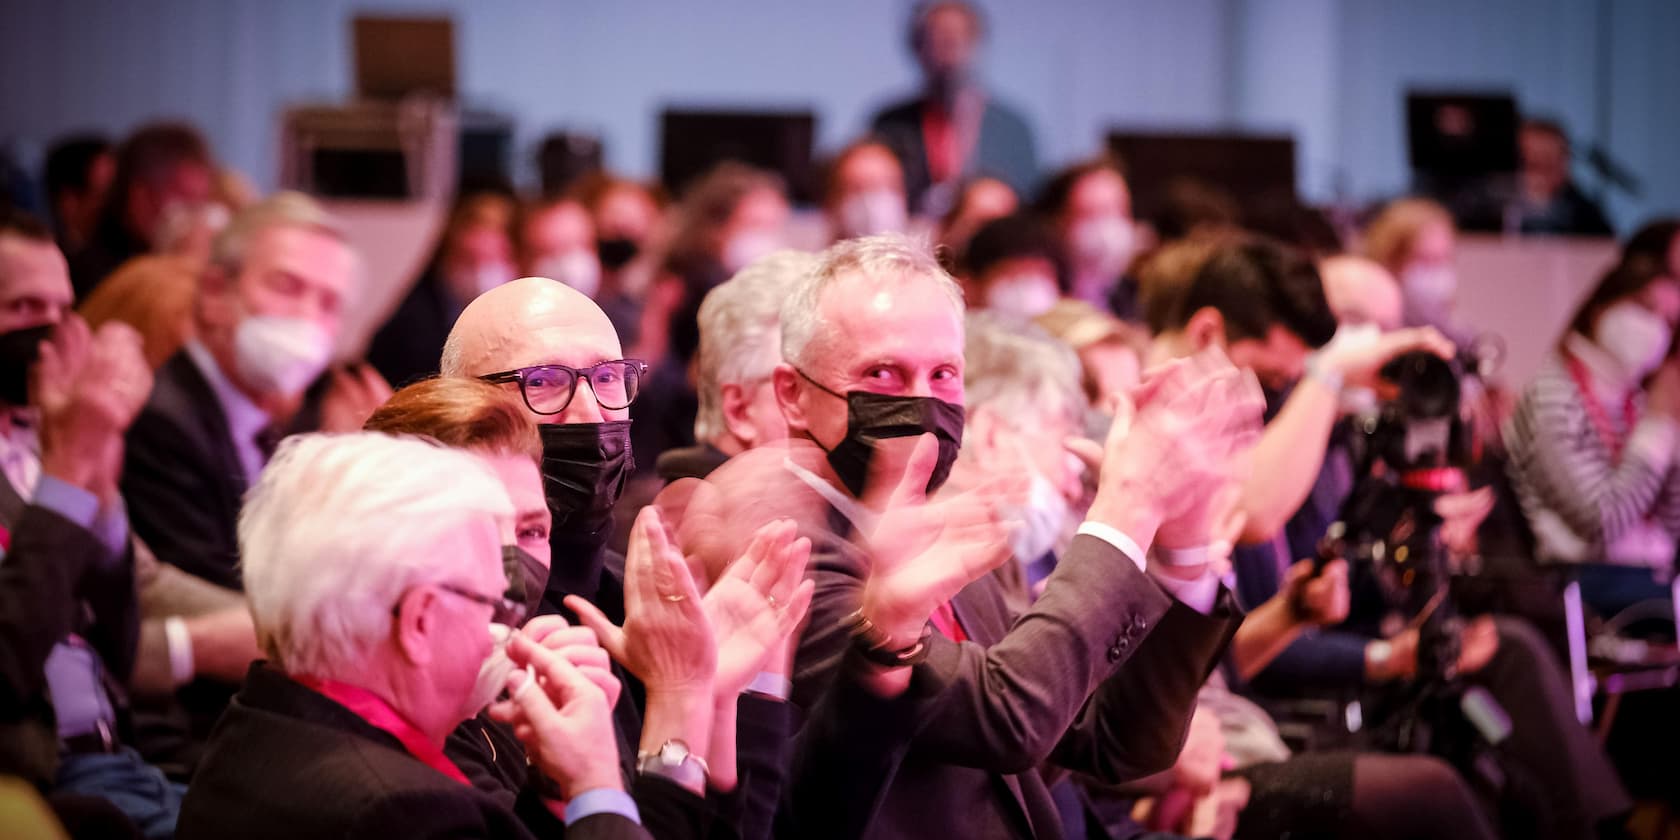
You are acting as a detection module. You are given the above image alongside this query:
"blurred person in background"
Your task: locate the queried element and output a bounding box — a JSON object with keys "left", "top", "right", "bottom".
{"left": 1516, "top": 118, "right": 1613, "bottom": 237}
{"left": 1622, "top": 217, "right": 1680, "bottom": 278}
{"left": 41, "top": 134, "right": 114, "bottom": 256}
{"left": 958, "top": 212, "right": 1064, "bottom": 318}
{"left": 1362, "top": 197, "right": 1469, "bottom": 344}
{"left": 70, "top": 123, "right": 215, "bottom": 299}
{"left": 572, "top": 173, "right": 668, "bottom": 351}
{"left": 1034, "top": 159, "right": 1143, "bottom": 318}
{"left": 1033, "top": 298, "right": 1148, "bottom": 422}
{"left": 630, "top": 163, "right": 790, "bottom": 470}
{"left": 368, "top": 190, "right": 518, "bottom": 387}
{"left": 518, "top": 196, "right": 600, "bottom": 299}
{"left": 935, "top": 175, "right": 1018, "bottom": 262}
{"left": 870, "top": 0, "right": 1039, "bottom": 216}
{"left": 823, "top": 139, "right": 909, "bottom": 241}
{"left": 77, "top": 254, "right": 198, "bottom": 369}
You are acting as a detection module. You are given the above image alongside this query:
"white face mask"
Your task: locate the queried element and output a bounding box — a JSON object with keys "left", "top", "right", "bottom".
{"left": 1400, "top": 264, "right": 1457, "bottom": 319}
{"left": 464, "top": 622, "right": 516, "bottom": 717}
{"left": 1069, "top": 216, "right": 1136, "bottom": 278}
{"left": 464, "top": 262, "right": 517, "bottom": 299}
{"left": 1596, "top": 301, "right": 1672, "bottom": 379}
{"left": 836, "top": 189, "right": 908, "bottom": 239}
{"left": 1003, "top": 441, "right": 1073, "bottom": 563}
{"left": 984, "top": 274, "right": 1060, "bottom": 318}
{"left": 721, "top": 230, "right": 784, "bottom": 274}
{"left": 233, "top": 315, "right": 332, "bottom": 397}
{"left": 535, "top": 251, "right": 602, "bottom": 298}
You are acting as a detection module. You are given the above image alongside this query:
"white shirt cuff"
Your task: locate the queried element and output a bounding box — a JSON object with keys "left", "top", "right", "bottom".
{"left": 744, "top": 671, "right": 791, "bottom": 701}
{"left": 1150, "top": 568, "right": 1222, "bottom": 614}
{"left": 164, "top": 616, "right": 195, "bottom": 686}
{"left": 565, "top": 788, "right": 642, "bottom": 827}
{"left": 1075, "top": 521, "right": 1147, "bottom": 572}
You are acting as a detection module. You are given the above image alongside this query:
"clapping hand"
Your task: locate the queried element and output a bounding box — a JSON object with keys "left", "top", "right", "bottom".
{"left": 33, "top": 316, "right": 152, "bottom": 497}
{"left": 704, "top": 519, "right": 815, "bottom": 698}
{"left": 489, "top": 633, "right": 624, "bottom": 801}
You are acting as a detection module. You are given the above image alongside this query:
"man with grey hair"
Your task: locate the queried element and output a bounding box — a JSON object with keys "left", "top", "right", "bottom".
{"left": 656, "top": 250, "right": 816, "bottom": 483}
{"left": 743, "top": 232, "right": 1262, "bottom": 838}
{"left": 177, "top": 433, "right": 647, "bottom": 840}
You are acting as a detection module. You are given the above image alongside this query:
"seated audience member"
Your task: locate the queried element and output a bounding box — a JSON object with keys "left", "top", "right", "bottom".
{"left": 369, "top": 190, "right": 518, "bottom": 387}
{"left": 1505, "top": 255, "right": 1680, "bottom": 617}
{"left": 1034, "top": 160, "right": 1142, "bottom": 316}
{"left": 1517, "top": 118, "right": 1614, "bottom": 237}
{"left": 631, "top": 163, "right": 790, "bottom": 468}
{"left": 443, "top": 278, "right": 802, "bottom": 838}
{"left": 1149, "top": 238, "right": 1452, "bottom": 542}
{"left": 870, "top": 1, "right": 1038, "bottom": 214}
{"left": 0, "top": 208, "right": 176, "bottom": 836}
{"left": 959, "top": 213, "right": 1064, "bottom": 318}
{"left": 571, "top": 173, "right": 668, "bottom": 350}
{"left": 78, "top": 253, "right": 198, "bottom": 369}
{"left": 41, "top": 135, "right": 114, "bottom": 255}
{"left": 1362, "top": 197, "right": 1469, "bottom": 343}
{"left": 69, "top": 123, "right": 215, "bottom": 298}
{"left": 519, "top": 197, "right": 601, "bottom": 298}
{"left": 658, "top": 250, "right": 816, "bottom": 483}
{"left": 689, "top": 233, "right": 1256, "bottom": 838}
{"left": 1622, "top": 217, "right": 1680, "bottom": 278}
{"left": 824, "top": 140, "right": 910, "bottom": 241}
{"left": 1032, "top": 298, "right": 1147, "bottom": 419}
{"left": 936, "top": 175, "right": 1018, "bottom": 261}
{"left": 1150, "top": 178, "right": 1244, "bottom": 246}
{"left": 174, "top": 433, "right": 647, "bottom": 839}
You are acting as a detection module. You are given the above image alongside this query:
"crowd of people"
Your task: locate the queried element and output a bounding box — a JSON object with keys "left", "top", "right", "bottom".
{"left": 3, "top": 2, "right": 1678, "bottom": 839}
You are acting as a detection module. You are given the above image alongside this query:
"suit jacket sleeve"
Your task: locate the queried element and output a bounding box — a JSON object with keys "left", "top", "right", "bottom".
{"left": 632, "top": 773, "right": 712, "bottom": 840}
{"left": 122, "top": 407, "right": 243, "bottom": 590}
{"left": 0, "top": 504, "right": 112, "bottom": 712}
{"left": 795, "top": 533, "right": 1188, "bottom": 781}
{"left": 724, "top": 694, "right": 791, "bottom": 840}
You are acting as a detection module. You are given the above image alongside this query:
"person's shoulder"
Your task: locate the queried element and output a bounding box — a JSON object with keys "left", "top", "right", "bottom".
{"left": 871, "top": 95, "right": 924, "bottom": 128}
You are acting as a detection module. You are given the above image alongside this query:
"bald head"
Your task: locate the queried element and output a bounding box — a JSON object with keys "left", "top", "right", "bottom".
{"left": 1320, "top": 255, "right": 1402, "bottom": 331}
{"left": 442, "top": 276, "right": 626, "bottom": 422}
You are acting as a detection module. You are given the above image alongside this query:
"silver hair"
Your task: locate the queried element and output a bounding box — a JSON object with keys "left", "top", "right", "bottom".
{"left": 208, "top": 190, "right": 349, "bottom": 277}
{"left": 694, "top": 250, "right": 817, "bottom": 445}
{"left": 962, "top": 311, "right": 1086, "bottom": 435}
{"left": 779, "top": 233, "right": 964, "bottom": 371}
{"left": 239, "top": 433, "right": 512, "bottom": 680}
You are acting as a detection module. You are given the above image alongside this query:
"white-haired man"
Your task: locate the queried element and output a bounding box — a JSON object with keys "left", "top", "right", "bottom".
{"left": 176, "top": 433, "right": 644, "bottom": 839}
{"left": 656, "top": 250, "right": 816, "bottom": 483}
{"left": 693, "top": 233, "right": 1261, "bottom": 838}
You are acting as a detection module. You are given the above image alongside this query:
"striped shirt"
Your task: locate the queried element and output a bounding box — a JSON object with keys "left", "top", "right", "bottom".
{"left": 1503, "top": 333, "right": 1680, "bottom": 568}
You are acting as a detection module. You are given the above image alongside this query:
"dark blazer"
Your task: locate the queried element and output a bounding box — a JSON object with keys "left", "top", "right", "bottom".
{"left": 122, "top": 351, "right": 249, "bottom": 592}
{"left": 793, "top": 530, "right": 1242, "bottom": 840}
{"left": 0, "top": 485, "right": 138, "bottom": 788}
{"left": 367, "top": 268, "right": 463, "bottom": 389}
{"left": 869, "top": 94, "right": 1040, "bottom": 213}
{"left": 178, "top": 663, "right": 650, "bottom": 840}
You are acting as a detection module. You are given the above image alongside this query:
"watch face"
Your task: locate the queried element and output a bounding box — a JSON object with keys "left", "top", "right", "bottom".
{"left": 663, "top": 740, "right": 690, "bottom": 764}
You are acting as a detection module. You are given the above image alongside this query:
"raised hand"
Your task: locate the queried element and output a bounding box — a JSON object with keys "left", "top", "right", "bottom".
{"left": 318, "top": 363, "right": 394, "bottom": 433}
{"left": 34, "top": 316, "right": 152, "bottom": 495}
{"left": 1282, "top": 559, "right": 1350, "bottom": 626}
{"left": 520, "top": 615, "right": 623, "bottom": 710}
{"left": 566, "top": 506, "right": 717, "bottom": 695}
{"left": 1319, "top": 324, "right": 1456, "bottom": 389}
{"left": 489, "top": 632, "right": 624, "bottom": 801}
{"left": 703, "top": 518, "right": 815, "bottom": 697}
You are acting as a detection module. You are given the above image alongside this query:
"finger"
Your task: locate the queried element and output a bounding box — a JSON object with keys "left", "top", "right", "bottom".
{"left": 535, "top": 627, "right": 600, "bottom": 652}
{"left": 885, "top": 433, "right": 940, "bottom": 508}
{"left": 525, "top": 636, "right": 608, "bottom": 711}
{"left": 562, "top": 595, "right": 629, "bottom": 662}
{"left": 625, "top": 507, "right": 662, "bottom": 610}
{"left": 500, "top": 661, "right": 566, "bottom": 734}
{"left": 776, "top": 579, "right": 816, "bottom": 635}
{"left": 559, "top": 645, "right": 613, "bottom": 672}
{"left": 518, "top": 614, "right": 573, "bottom": 644}
{"left": 771, "top": 534, "right": 813, "bottom": 605}
{"left": 575, "top": 665, "right": 622, "bottom": 707}
{"left": 357, "top": 362, "right": 394, "bottom": 399}
{"left": 1063, "top": 436, "right": 1104, "bottom": 475}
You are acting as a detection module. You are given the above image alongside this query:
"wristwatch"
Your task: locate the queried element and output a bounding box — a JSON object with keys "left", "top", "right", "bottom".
{"left": 844, "top": 609, "right": 932, "bottom": 668}
{"left": 637, "top": 739, "right": 709, "bottom": 790}
{"left": 1366, "top": 640, "right": 1394, "bottom": 679}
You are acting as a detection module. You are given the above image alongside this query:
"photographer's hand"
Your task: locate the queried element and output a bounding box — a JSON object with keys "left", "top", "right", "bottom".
{"left": 1320, "top": 325, "right": 1456, "bottom": 390}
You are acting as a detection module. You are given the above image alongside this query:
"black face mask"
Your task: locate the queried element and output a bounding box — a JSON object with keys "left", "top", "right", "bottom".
{"left": 539, "top": 420, "right": 635, "bottom": 533}
{"left": 500, "top": 544, "right": 548, "bottom": 622}
{"left": 0, "top": 324, "right": 53, "bottom": 407}
{"left": 597, "top": 237, "right": 640, "bottom": 272}
{"left": 798, "top": 369, "right": 965, "bottom": 498}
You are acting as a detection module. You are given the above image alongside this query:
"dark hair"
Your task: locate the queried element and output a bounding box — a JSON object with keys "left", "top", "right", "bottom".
{"left": 1168, "top": 238, "right": 1337, "bottom": 348}
{"left": 0, "top": 206, "right": 54, "bottom": 243}
{"left": 821, "top": 138, "right": 902, "bottom": 208}
{"left": 1522, "top": 116, "right": 1570, "bottom": 146}
{"left": 1565, "top": 255, "right": 1675, "bottom": 341}
{"left": 1624, "top": 218, "right": 1679, "bottom": 266}
{"left": 962, "top": 213, "right": 1064, "bottom": 288}
{"left": 43, "top": 134, "right": 112, "bottom": 199}
{"left": 1033, "top": 158, "right": 1124, "bottom": 218}
{"left": 1153, "top": 178, "right": 1240, "bottom": 243}
{"left": 1242, "top": 196, "right": 1344, "bottom": 260}
{"left": 98, "top": 122, "right": 211, "bottom": 235}
{"left": 908, "top": 1, "right": 984, "bottom": 52}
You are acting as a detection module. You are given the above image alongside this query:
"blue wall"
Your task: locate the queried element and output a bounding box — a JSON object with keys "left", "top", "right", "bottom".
{"left": 2, "top": 0, "right": 1675, "bottom": 229}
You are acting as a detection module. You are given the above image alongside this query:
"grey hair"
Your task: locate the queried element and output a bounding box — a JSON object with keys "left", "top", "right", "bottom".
{"left": 962, "top": 311, "right": 1086, "bottom": 435}
{"left": 209, "top": 190, "right": 348, "bottom": 276}
{"left": 779, "top": 232, "right": 964, "bottom": 370}
{"left": 694, "top": 250, "right": 817, "bottom": 445}
{"left": 239, "top": 433, "right": 512, "bottom": 680}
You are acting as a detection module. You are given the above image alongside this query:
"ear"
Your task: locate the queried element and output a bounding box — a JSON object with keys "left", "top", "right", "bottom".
{"left": 720, "top": 382, "right": 756, "bottom": 446}
{"left": 772, "top": 363, "right": 809, "bottom": 435}
{"left": 393, "top": 587, "right": 439, "bottom": 667}
{"left": 1184, "top": 306, "right": 1228, "bottom": 352}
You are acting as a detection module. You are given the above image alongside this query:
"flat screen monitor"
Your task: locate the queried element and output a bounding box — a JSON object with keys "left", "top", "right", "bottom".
{"left": 1105, "top": 130, "right": 1297, "bottom": 224}
{"left": 660, "top": 109, "right": 817, "bottom": 203}
{"left": 1405, "top": 91, "right": 1519, "bottom": 177}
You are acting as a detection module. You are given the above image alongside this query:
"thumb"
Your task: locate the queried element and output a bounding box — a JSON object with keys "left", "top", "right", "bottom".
{"left": 563, "top": 595, "right": 628, "bottom": 662}
{"left": 884, "top": 433, "right": 939, "bottom": 507}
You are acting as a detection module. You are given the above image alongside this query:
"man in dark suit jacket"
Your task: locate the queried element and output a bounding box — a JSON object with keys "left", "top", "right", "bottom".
{"left": 753, "top": 234, "right": 1258, "bottom": 838}
{"left": 869, "top": 1, "right": 1039, "bottom": 214}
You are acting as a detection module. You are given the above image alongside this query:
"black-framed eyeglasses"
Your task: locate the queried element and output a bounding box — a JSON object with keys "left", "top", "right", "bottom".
{"left": 480, "top": 359, "right": 649, "bottom": 416}
{"left": 396, "top": 581, "right": 527, "bottom": 627}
